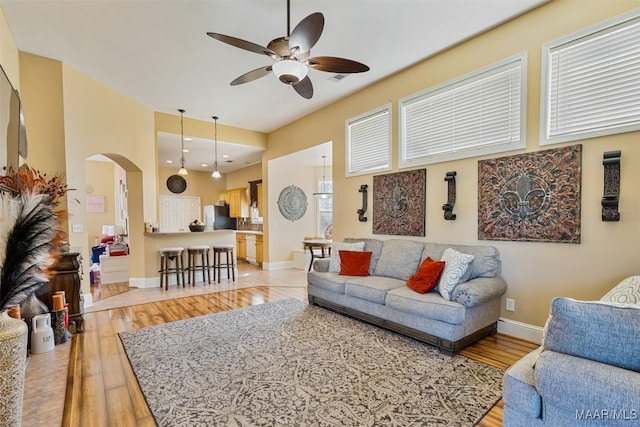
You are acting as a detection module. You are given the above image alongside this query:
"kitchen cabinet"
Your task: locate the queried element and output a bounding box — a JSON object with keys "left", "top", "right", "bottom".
{"left": 227, "top": 188, "right": 248, "bottom": 218}
{"left": 256, "top": 234, "right": 263, "bottom": 265}
{"left": 236, "top": 233, "right": 246, "bottom": 260}
{"left": 257, "top": 183, "right": 263, "bottom": 216}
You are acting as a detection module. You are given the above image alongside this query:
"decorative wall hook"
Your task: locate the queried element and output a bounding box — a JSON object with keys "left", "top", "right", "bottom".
{"left": 357, "top": 184, "right": 368, "bottom": 222}
{"left": 442, "top": 171, "right": 457, "bottom": 220}
{"left": 601, "top": 150, "right": 621, "bottom": 222}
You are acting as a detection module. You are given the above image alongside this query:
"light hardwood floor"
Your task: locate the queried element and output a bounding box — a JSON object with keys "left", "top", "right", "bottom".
{"left": 23, "top": 265, "right": 538, "bottom": 427}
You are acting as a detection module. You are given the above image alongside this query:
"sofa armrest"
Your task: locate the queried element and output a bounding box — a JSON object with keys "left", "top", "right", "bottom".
{"left": 451, "top": 276, "right": 507, "bottom": 307}
{"left": 535, "top": 350, "right": 640, "bottom": 417}
{"left": 312, "top": 258, "right": 330, "bottom": 272}
{"left": 504, "top": 347, "right": 544, "bottom": 418}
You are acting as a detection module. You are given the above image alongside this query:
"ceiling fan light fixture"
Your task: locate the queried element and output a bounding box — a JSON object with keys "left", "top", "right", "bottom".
{"left": 272, "top": 59, "right": 308, "bottom": 84}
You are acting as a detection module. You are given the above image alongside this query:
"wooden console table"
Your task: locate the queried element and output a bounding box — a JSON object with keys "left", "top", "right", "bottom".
{"left": 39, "top": 251, "right": 84, "bottom": 332}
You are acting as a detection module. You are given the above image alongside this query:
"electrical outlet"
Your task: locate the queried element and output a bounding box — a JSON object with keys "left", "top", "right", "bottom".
{"left": 506, "top": 298, "right": 515, "bottom": 312}
{"left": 72, "top": 224, "right": 84, "bottom": 233}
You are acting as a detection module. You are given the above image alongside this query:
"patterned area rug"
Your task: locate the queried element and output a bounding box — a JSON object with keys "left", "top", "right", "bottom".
{"left": 119, "top": 299, "right": 503, "bottom": 426}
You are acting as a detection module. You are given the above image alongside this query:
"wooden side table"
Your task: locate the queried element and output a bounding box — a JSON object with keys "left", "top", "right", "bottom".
{"left": 302, "top": 239, "right": 332, "bottom": 272}
{"left": 39, "top": 251, "right": 84, "bottom": 332}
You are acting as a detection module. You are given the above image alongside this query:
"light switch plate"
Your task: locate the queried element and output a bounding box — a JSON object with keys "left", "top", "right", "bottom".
{"left": 72, "top": 224, "right": 84, "bottom": 233}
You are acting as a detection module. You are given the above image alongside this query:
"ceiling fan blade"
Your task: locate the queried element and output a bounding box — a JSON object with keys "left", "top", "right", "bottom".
{"left": 289, "top": 12, "right": 324, "bottom": 54}
{"left": 230, "top": 66, "right": 273, "bottom": 86}
{"left": 293, "top": 76, "right": 313, "bottom": 99}
{"left": 207, "top": 32, "right": 276, "bottom": 57}
{"left": 308, "top": 56, "right": 370, "bottom": 73}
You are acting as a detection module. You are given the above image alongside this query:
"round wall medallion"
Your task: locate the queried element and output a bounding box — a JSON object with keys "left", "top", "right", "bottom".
{"left": 167, "top": 174, "right": 187, "bottom": 194}
{"left": 277, "top": 185, "right": 307, "bottom": 221}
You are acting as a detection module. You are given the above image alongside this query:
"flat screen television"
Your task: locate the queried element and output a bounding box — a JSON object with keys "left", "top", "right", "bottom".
{"left": 0, "top": 64, "right": 26, "bottom": 179}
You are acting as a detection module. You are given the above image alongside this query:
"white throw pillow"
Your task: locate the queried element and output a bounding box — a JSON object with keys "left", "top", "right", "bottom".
{"left": 328, "top": 241, "right": 365, "bottom": 273}
{"left": 438, "top": 248, "right": 474, "bottom": 300}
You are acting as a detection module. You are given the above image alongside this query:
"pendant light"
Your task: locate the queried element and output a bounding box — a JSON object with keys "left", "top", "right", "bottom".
{"left": 211, "top": 116, "right": 221, "bottom": 179}
{"left": 313, "top": 155, "right": 332, "bottom": 199}
{"left": 177, "top": 109, "right": 188, "bottom": 176}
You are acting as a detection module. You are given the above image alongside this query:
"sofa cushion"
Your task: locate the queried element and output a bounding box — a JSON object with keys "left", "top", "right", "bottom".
{"left": 385, "top": 286, "right": 466, "bottom": 324}
{"left": 339, "top": 250, "right": 372, "bottom": 276}
{"left": 600, "top": 275, "right": 640, "bottom": 305}
{"left": 407, "top": 257, "right": 445, "bottom": 294}
{"left": 543, "top": 297, "right": 640, "bottom": 372}
{"left": 307, "top": 272, "right": 348, "bottom": 294}
{"left": 438, "top": 248, "right": 474, "bottom": 300}
{"left": 345, "top": 276, "right": 406, "bottom": 305}
{"left": 328, "top": 241, "right": 365, "bottom": 272}
{"left": 422, "top": 243, "right": 500, "bottom": 280}
{"left": 373, "top": 239, "right": 424, "bottom": 280}
{"left": 344, "top": 238, "right": 384, "bottom": 274}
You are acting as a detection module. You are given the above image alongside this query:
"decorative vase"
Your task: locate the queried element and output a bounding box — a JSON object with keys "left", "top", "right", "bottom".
{"left": 0, "top": 310, "right": 28, "bottom": 426}
{"left": 20, "top": 292, "right": 49, "bottom": 348}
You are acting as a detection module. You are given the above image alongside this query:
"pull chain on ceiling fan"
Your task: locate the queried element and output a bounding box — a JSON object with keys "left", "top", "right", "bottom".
{"left": 206, "top": 0, "right": 369, "bottom": 99}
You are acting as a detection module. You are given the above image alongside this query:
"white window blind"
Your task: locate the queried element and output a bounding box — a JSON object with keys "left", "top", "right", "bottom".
{"left": 541, "top": 11, "right": 640, "bottom": 144}
{"left": 346, "top": 105, "right": 391, "bottom": 177}
{"left": 400, "top": 54, "right": 526, "bottom": 167}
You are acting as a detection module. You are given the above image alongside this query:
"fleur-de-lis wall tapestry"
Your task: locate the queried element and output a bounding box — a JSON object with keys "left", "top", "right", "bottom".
{"left": 373, "top": 169, "right": 426, "bottom": 236}
{"left": 478, "top": 144, "right": 582, "bottom": 243}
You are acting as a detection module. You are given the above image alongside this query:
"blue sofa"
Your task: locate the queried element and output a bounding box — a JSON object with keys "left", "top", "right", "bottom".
{"left": 307, "top": 238, "right": 508, "bottom": 353}
{"left": 503, "top": 276, "right": 640, "bottom": 426}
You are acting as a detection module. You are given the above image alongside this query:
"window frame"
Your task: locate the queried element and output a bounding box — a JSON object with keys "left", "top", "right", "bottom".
{"left": 398, "top": 52, "right": 527, "bottom": 168}
{"left": 345, "top": 103, "right": 392, "bottom": 177}
{"left": 540, "top": 9, "right": 640, "bottom": 146}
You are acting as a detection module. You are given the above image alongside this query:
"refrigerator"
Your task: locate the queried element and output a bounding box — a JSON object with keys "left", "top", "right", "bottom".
{"left": 203, "top": 204, "right": 237, "bottom": 230}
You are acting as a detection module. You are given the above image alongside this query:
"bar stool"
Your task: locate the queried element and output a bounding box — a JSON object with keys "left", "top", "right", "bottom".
{"left": 158, "top": 247, "right": 185, "bottom": 290}
{"left": 212, "top": 245, "right": 236, "bottom": 283}
{"left": 186, "top": 245, "right": 211, "bottom": 286}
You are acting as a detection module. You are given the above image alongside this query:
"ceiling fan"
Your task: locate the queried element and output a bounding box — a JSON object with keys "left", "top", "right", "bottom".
{"left": 206, "top": 0, "right": 369, "bottom": 99}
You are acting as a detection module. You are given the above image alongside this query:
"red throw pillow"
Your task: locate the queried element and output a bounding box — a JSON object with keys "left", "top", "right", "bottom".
{"left": 339, "top": 250, "right": 372, "bottom": 276}
{"left": 407, "top": 257, "right": 446, "bottom": 294}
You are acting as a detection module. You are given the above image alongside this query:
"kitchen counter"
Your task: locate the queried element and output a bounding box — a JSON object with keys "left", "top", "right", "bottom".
{"left": 144, "top": 230, "right": 237, "bottom": 236}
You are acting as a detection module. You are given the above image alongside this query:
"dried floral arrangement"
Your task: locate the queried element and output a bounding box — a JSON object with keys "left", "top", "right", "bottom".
{"left": 0, "top": 164, "right": 75, "bottom": 310}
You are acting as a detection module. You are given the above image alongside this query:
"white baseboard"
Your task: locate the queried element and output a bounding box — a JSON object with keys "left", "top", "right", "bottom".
{"left": 263, "top": 261, "right": 294, "bottom": 270}
{"left": 498, "top": 318, "right": 544, "bottom": 344}
{"left": 130, "top": 277, "right": 159, "bottom": 289}
{"left": 82, "top": 293, "right": 93, "bottom": 309}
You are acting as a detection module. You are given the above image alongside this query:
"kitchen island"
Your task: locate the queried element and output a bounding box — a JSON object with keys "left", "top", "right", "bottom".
{"left": 139, "top": 230, "right": 236, "bottom": 287}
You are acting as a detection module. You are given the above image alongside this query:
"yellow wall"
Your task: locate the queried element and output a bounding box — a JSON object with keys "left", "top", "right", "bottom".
{"left": 85, "top": 160, "right": 116, "bottom": 249}
{"left": 226, "top": 162, "right": 261, "bottom": 191}
{"left": 264, "top": 0, "right": 640, "bottom": 326}
{"left": 157, "top": 166, "right": 226, "bottom": 207}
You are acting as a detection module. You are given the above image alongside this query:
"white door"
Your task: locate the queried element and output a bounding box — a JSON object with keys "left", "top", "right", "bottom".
{"left": 159, "top": 195, "right": 201, "bottom": 232}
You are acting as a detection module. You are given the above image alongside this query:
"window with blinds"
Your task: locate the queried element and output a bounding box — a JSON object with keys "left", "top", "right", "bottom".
{"left": 399, "top": 53, "right": 526, "bottom": 167}
{"left": 541, "top": 10, "right": 640, "bottom": 145}
{"left": 345, "top": 104, "right": 391, "bottom": 177}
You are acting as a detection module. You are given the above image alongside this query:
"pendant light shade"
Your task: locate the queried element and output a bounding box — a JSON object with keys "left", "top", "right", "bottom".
{"left": 313, "top": 155, "right": 332, "bottom": 199}
{"left": 211, "top": 116, "right": 221, "bottom": 179}
{"left": 177, "top": 109, "right": 188, "bottom": 176}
